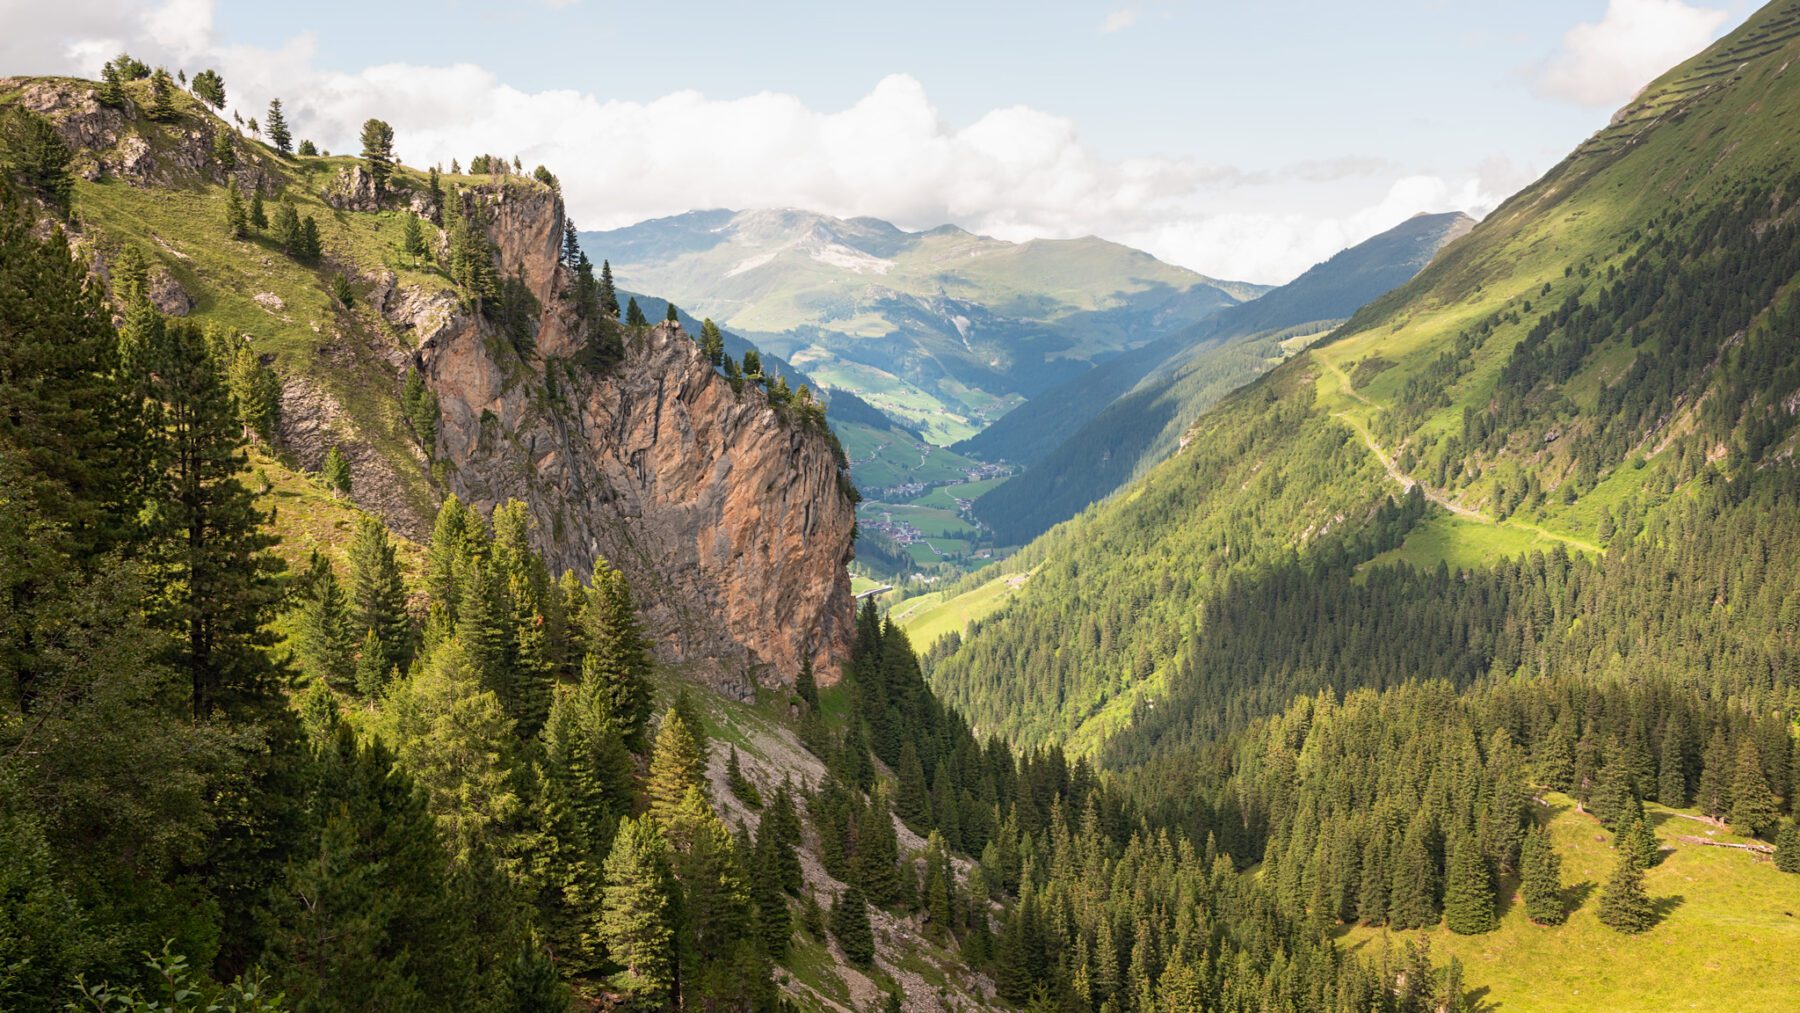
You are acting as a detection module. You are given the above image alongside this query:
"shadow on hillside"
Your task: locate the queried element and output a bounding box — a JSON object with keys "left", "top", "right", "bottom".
{"left": 1466, "top": 985, "right": 1498, "bottom": 1012}
{"left": 1564, "top": 879, "right": 1596, "bottom": 913}
{"left": 1652, "top": 893, "right": 1685, "bottom": 926}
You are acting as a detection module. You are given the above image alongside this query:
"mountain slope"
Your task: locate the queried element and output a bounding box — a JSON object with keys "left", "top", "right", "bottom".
{"left": 969, "top": 211, "right": 1473, "bottom": 544}
{"left": 1, "top": 73, "right": 857, "bottom": 688}
{"left": 585, "top": 209, "right": 1265, "bottom": 443}
{"left": 925, "top": 0, "right": 1800, "bottom": 750}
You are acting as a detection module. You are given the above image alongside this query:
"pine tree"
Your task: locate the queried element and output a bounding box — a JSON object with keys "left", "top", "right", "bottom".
{"left": 1728, "top": 737, "right": 1777, "bottom": 837}
{"left": 1620, "top": 817, "right": 1659, "bottom": 870}
{"left": 347, "top": 516, "right": 410, "bottom": 680}
{"left": 359, "top": 118, "right": 395, "bottom": 197}
{"left": 582, "top": 558, "right": 653, "bottom": 750}
{"left": 294, "top": 551, "right": 355, "bottom": 687}
{"left": 763, "top": 785, "right": 804, "bottom": 894}
{"left": 354, "top": 626, "right": 387, "bottom": 696}
{"left": 725, "top": 745, "right": 762, "bottom": 807}
{"left": 1389, "top": 813, "right": 1440, "bottom": 929}
{"left": 321, "top": 445, "right": 352, "bottom": 497}
{"left": 625, "top": 297, "right": 647, "bottom": 326}
{"left": 1, "top": 108, "right": 75, "bottom": 211}
{"left": 699, "top": 318, "right": 725, "bottom": 365}
{"left": 137, "top": 316, "right": 286, "bottom": 717}
{"left": 599, "top": 259, "right": 619, "bottom": 317}
{"left": 148, "top": 68, "right": 176, "bottom": 121}
{"left": 829, "top": 886, "right": 875, "bottom": 967}
{"left": 647, "top": 708, "right": 708, "bottom": 826}
{"left": 601, "top": 816, "right": 676, "bottom": 1003}
{"left": 853, "top": 790, "right": 905, "bottom": 908}
{"left": 212, "top": 128, "right": 236, "bottom": 170}
{"left": 296, "top": 216, "right": 323, "bottom": 261}
{"left": 561, "top": 217, "right": 580, "bottom": 267}
{"left": 265, "top": 99, "right": 292, "bottom": 155}
{"left": 273, "top": 199, "right": 301, "bottom": 252}
{"left": 665, "top": 302, "right": 679, "bottom": 323}
{"left": 1519, "top": 824, "right": 1565, "bottom": 925}
{"left": 1588, "top": 758, "right": 1636, "bottom": 830}
{"left": 1597, "top": 852, "right": 1655, "bottom": 933}
{"left": 896, "top": 741, "right": 931, "bottom": 830}
{"left": 98, "top": 61, "right": 126, "bottom": 108}
{"left": 223, "top": 182, "right": 248, "bottom": 237}
{"left": 1775, "top": 819, "right": 1800, "bottom": 874}
{"left": 1696, "top": 729, "right": 1733, "bottom": 819}
{"left": 402, "top": 213, "right": 428, "bottom": 262}
{"left": 752, "top": 824, "right": 792, "bottom": 959}
{"left": 1442, "top": 834, "right": 1497, "bottom": 934}
{"left": 1657, "top": 717, "right": 1691, "bottom": 807}
{"left": 191, "top": 69, "right": 225, "bottom": 109}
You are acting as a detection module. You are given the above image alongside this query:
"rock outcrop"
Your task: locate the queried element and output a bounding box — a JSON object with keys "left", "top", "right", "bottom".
{"left": 414, "top": 183, "right": 856, "bottom": 693}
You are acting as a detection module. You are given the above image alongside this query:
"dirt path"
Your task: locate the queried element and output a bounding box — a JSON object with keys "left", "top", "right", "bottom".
{"left": 1315, "top": 354, "right": 1603, "bottom": 554}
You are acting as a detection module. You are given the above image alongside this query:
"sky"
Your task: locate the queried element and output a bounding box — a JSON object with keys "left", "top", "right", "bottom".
{"left": 0, "top": 0, "right": 1756, "bottom": 283}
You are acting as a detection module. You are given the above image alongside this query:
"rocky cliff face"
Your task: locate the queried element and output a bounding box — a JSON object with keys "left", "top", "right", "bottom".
{"left": 412, "top": 184, "right": 856, "bottom": 693}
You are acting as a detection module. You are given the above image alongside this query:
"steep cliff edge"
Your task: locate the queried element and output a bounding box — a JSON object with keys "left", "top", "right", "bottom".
{"left": 417, "top": 183, "right": 855, "bottom": 687}
{"left": 5, "top": 74, "right": 856, "bottom": 691}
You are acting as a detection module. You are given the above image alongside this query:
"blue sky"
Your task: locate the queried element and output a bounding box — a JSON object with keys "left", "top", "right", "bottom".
{"left": 4, "top": 0, "right": 1755, "bottom": 281}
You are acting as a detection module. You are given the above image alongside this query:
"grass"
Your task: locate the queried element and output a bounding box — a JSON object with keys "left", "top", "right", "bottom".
{"left": 1363, "top": 510, "right": 1586, "bottom": 574}
{"left": 891, "top": 571, "right": 1025, "bottom": 650}
{"left": 1333, "top": 792, "right": 1800, "bottom": 1012}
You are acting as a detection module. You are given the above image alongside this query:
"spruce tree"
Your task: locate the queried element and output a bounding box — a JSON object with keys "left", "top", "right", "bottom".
{"left": 98, "top": 61, "right": 126, "bottom": 108}
{"left": 402, "top": 213, "right": 428, "bottom": 262}
{"left": 626, "top": 297, "right": 647, "bottom": 326}
{"left": 137, "top": 315, "right": 285, "bottom": 716}
{"left": 321, "top": 445, "right": 351, "bottom": 497}
{"left": 273, "top": 199, "right": 301, "bottom": 252}
{"left": 148, "top": 68, "right": 176, "bottom": 121}
{"left": 853, "top": 790, "right": 905, "bottom": 908}
{"left": 1519, "top": 824, "right": 1565, "bottom": 925}
{"left": 763, "top": 785, "right": 805, "bottom": 894}
{"left": 582, "top": 558, "right": 653, "bottom": 750}
{"left": 347, "top": 516, "right": 410, "bottom": 680}
{"left": 191, "top": 69, "right": 225, "bottom": 109}
{"left": 1, "top": 108, "right": 75, "bottom": 212}
{"left": 1775, "top": 819, "right": 1800, "bottom": 874}
{"left": 829, "top": 886, "right": 875, "bottom": 967}
{"left": 359, "top": 118, "right": 395, "bottom": 197}
{"left": 1728, "top": 737, "right": 1777, "bottom": 837}
{"left": 1657, "top": 718, "right": 1691, "bottom": 807}
{"left": 224, "top": 183, "right": 247, "bottom": 237}
{"left": 599, "top": 259, "right": 619, "bottom": 317}
{"left": 1597, "top": 851, "right": 1655, "bottom": 933}
{"left": 1620, "top": 817, "right": 1659, "bottom": 870}
{"left": 699, "top": 318, "right": 725, "bottom": 365}
{"left": 725, "top": 745, "right": 762, "bottom": 807}
{"left": 1389, "top": 813, "right": 1440, "bottom": 929}
{"left": 265, "top": 99, "right": 292, "bottom": 155}
{"left": 896, "top": 741, "right": 931, "bottom": 830}
{"left": 665, "top": 302, "right": 679, "bottom": 323}
{"left": 752, "top": 824, "right": 792, "bottom": 959}
{"left": 1696, "top": 729, "right": 1733, "bottom": 819}
{"left": 647, "top": 708, "right": 708, "bottom": 827}
{"left": 600, "top": 816, "right": 676, "bottom": 1004}
{"left": 294, "top": 550, "right": 355, "bottom": 688}
{"left": 1442, "top": 834, "right": 1497, "bottom": 934}
{"left": 212, "top": 128, "right": 236, "bottom": 170}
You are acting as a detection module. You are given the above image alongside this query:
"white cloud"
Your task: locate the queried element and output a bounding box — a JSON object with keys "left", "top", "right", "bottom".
{"left": 14, "top": 0, "right": 1512, "bottom": 284}
{"left": 1537, "top": 0, "right": 1729, "bottom": 106}
{"left": 1101, "top": 8, "right": 1139, "bottom": 34}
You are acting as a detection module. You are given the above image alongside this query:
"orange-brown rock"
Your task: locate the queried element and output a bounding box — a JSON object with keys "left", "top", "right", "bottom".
{"left": 415, "top": 184, "right": 855, "bottom": 695}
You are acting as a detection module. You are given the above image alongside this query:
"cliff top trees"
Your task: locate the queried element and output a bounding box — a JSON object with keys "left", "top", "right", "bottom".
{"left": 191, "top": 69, "right": 225, "bottom": 110}
{"left": 265, "top": 99, "right": 292, "bottom": 156}
{"left": 359, "top": 118, "right": 395, "bottom": 198}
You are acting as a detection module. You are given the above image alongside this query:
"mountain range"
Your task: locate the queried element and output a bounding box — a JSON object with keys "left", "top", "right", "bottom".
{"left": 585, "top": 208, "right": 1266, "bottom": 444}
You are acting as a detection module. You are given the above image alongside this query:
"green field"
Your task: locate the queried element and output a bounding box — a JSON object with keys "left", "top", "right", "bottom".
{"left": 891, "top": 571, "right": 1027, "bottom": 650}
{"left": 1334, "top": 792, "right": 1800, "bottom": 1012}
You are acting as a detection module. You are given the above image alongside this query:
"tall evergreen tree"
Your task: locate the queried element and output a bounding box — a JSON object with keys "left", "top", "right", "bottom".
{"left": 625, "top": 297, "right": 647, "bottom": 327}
{"left": 137, "top": 314, "right": 286, "bottom": 716}
{"left": 1519, "top": 824, "right": 1565, "bottom": 925}
{"left": 1597, "top": 851, "right": 1655, "bottom": 933}
{"left": 647, "top": 708, "right": 708, "bottom": 827}
{"left": 1775, "top": 819, "right": 1800, "bottom": 874}
{"left": 1620, "top": 817, "right": 1659, "bottom": 870}
{"left": 1696, "top": 729, "right": 1734, "bottom": 819}
{"left": 148, "top": 68, "right": 176, "bottom": 121}
{"left": 1442, "top": 834, "right": 1497, "bottom": 934}
{"left": 1728, "top": 737, "right": 1777, "bottom": 837}
{"left": 347, "top": 516, "right": 410, "bottom": 683}
{"left": 582, "top": 558, "right": 653, "bottom": 750}
{"left": 829, "top": 886, "right": 875, "bottom": 967}
{"left": 699, "top": 318, "right": 725, "bottom": 366}
{"left": 294, "top": 550, "right": 355, "bottom": 688}
{"left": 600, "top": 816, "right": 676, "bottom": 1005}
{"left": 264, "top": 99, "right": 292, "bottom": 155}
{"left": 97, "top": 61, "right": 126, "bottom": 108}
{"left": 359, "top": 118, "right": 396, "bottom": 197}
{"left": 599, "top": 259, "right": 619, "bottom": 317}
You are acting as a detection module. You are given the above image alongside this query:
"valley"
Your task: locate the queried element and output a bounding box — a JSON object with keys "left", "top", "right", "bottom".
{"left": 3, "top": 3, "right": 1799, "bottom": 1012}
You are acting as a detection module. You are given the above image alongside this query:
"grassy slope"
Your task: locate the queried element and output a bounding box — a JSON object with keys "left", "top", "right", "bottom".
{"left": 1306, "top": 0, "right": 1800, "bottom": 568}
{"left": 889, "top": 571, "right": 1028, "bottom": 652}
{"left": 1334, "top": 792, "right": 1800, "bottom": 1012}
